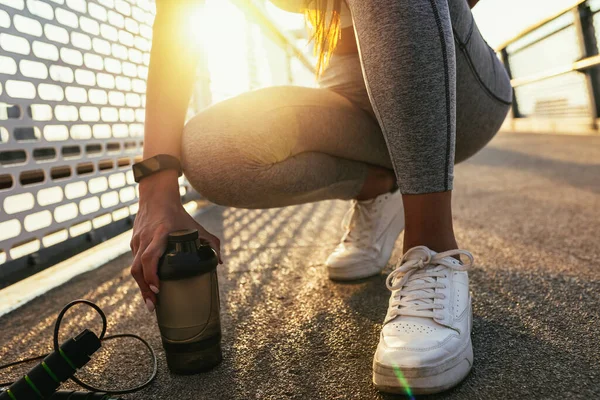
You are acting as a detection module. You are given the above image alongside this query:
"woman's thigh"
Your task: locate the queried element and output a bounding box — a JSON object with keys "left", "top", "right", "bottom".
{"left": 322, "top": 0, "right": 513, "bottom": 167}
{"left": 184, "top": 85, "right": 390, "bottom": 167}
{"left": 181, "top": 86, "right": 391, "bottom": 206}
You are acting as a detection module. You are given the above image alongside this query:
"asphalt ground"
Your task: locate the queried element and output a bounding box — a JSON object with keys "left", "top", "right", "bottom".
{"left": 1, "top": 132, "right": 599, "bottom": 399}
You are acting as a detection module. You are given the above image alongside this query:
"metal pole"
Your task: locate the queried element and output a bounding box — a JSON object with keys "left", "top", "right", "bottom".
{"left": 501, "top": 48, "right": 521, "bottom": 118}
{"left": 573, "top": 2, "right": 599, "bottom": 129}
{"left": 286, "top": 53, "right": 294, "bottom": 85}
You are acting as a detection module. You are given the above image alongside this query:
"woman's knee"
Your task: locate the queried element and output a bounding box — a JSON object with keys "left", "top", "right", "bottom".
{"left": 180, "top": 87, "right": 305, "bottom": 206}
{"left": 182, "top": 107, "right": 277, "bottom": 207}
{"left": 455, "top": 100, "right": 509, "bottom": 164}
{"left": 181, "top": 111, "right": 240, "bottom": 205}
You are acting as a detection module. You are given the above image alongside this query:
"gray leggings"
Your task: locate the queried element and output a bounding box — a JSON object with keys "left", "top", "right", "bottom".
{"left": 181, "top": 0, "right": 512, "bottom": 207}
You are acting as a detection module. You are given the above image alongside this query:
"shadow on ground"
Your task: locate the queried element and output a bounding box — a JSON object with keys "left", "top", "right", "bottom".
{"left": 1, "top": 133, "right": 599, "bottom": 399}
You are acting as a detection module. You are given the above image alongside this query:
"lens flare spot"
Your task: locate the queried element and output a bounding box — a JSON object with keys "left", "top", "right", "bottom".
{"left": 392, "top": 363, "right": 415, "bottom": 400}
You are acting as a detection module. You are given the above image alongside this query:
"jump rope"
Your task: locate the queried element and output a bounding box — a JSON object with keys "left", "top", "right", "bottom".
{"left": 0, "top": 300, "right": 158, "bottom": 399}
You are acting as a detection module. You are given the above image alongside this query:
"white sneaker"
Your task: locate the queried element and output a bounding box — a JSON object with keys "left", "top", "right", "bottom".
{"left": 373, "top": 246, "right": 474, "bottom": 395}
{"left": 326, "top": 190, "right": 404, "bottom": 281}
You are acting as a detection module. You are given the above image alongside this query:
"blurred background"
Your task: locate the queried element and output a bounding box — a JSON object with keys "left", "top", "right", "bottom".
{"left": 0, "top": 0, "right": 597, "bottom": 307}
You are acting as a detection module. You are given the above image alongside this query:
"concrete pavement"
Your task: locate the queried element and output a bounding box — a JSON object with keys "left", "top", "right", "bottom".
{"left": 1, "top": 132, "right": 599, "bottom": 399}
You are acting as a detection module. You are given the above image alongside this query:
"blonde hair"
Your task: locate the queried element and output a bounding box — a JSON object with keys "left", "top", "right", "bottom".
{"left": 304, "top": 0, "right": 344, "bottom": 77}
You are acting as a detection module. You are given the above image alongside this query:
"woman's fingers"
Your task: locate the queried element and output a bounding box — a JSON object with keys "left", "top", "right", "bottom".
{"left": 130, "top": 232, "right": 140, "bottom": 254}
{"left": 141, "top": 234, "right": 168, "bottom": 295}
{"left": 131, "top": 239, "right": 156, "bottom": 312}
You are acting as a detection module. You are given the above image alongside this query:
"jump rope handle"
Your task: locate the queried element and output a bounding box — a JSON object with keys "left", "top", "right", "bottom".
{"left": 0, "top": 330, "right": 100, "bottom": 400}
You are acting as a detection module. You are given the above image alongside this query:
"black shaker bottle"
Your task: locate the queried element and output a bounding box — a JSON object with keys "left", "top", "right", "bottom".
{"left": 155, "top": 229, "right": 222, "bottom": 374}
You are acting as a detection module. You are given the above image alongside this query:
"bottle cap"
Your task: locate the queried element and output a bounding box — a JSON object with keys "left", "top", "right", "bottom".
{"left": 167, "top": 229, "right": 199, "bottom": 243}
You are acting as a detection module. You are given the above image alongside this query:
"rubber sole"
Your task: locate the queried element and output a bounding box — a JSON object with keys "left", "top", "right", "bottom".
{"left": 327, "top": 209, "right": 405, "bottom": 281}
{"left": 373, "top": 339, "right": 473, "bottom": 395}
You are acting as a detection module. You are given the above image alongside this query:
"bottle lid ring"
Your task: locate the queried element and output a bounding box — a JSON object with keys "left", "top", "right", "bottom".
{"left": 167, "top": 229, "right": 199, "bottom": 242}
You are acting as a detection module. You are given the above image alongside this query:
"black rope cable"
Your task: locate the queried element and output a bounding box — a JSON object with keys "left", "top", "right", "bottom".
{"left": 0, "top": 299, "right": 158, "bottom": 394}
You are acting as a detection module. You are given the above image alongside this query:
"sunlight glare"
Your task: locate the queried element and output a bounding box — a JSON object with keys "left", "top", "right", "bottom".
{"left": 199, "top": 0, "right": 250, "bottom": 102}
{"left": 183, "top": 1, "right": 205, "bottom": 51}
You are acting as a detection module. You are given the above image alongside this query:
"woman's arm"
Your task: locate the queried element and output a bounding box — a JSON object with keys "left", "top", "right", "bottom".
{"left": 468, "top": 0, "right": 480, "bottom": 8}
{"left": 142, "top": 0, "right": 199, "bottom": 162}
{"left": 130, "top": 0, "right": 221, "bottom": 312}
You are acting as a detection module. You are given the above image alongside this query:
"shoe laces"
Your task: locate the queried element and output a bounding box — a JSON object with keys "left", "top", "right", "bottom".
{"left": 340, "top": 196, "right": 387, "bottom": 245}
{"left": 384, "top": 246, "right": 473, "bottom": 324}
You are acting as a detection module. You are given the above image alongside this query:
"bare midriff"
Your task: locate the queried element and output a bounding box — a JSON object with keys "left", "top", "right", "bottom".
{"left": 333, "top": 26, "right": 359, "bottom": 55}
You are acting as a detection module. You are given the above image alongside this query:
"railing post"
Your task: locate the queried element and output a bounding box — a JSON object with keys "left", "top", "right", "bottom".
{"left": 286, "top": 53, "right": 295, "bottom": 85}
{"left": 573, "top": 1, "right": 600, "bottom": 128}
{"left": 500, "top": 48, "right": 521, "bottom": 118}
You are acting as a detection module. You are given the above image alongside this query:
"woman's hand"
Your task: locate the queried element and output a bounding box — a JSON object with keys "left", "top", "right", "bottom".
{"left": 130, "top": 170, "right": 222, "bottom": 312}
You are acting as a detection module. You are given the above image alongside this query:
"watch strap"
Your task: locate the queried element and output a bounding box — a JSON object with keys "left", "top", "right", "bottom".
{"left": 132, "top": 154, "right": 182, "bottom": 183}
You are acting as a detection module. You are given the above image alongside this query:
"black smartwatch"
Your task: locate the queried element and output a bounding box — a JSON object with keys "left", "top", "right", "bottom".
{"left": 132, "top": 154, "right": 183, "bottom": 183}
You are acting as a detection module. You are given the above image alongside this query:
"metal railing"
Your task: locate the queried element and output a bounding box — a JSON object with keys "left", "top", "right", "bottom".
{"left": 233, "top": 0, "right": 315, "bottom": 75}
{"left": 0, "top": 0, "right": 314, "bottom": 288}
{"left": 498, "top": 0, "right": 600, "bottom": 131}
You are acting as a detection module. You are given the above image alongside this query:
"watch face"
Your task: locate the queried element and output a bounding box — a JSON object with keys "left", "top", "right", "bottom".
{"left": 133, "top": 155, "right": 182, "bottom": 183}
{"left": 133, "top": 157, "right": 161, "bottom": 182}
{"left": 146, "top": 157, "right": 161, "bottom": 171}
